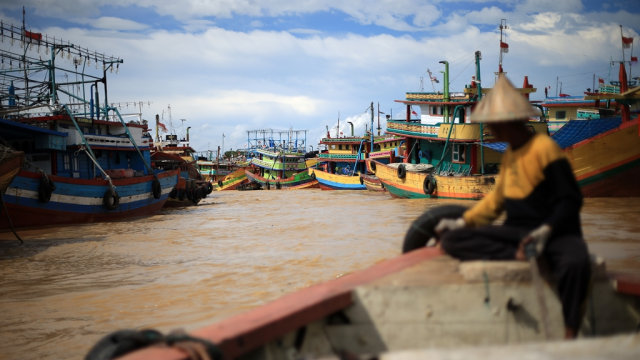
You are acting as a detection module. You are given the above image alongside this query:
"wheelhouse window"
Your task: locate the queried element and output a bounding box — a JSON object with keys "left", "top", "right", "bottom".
{"left": 452, "top": 144, "right": 466, "bottom": 163}
{"left": 556, "top": 110, "right": 566, "bottom": 120}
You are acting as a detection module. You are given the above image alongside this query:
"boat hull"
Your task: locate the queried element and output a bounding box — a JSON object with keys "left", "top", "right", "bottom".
{"left": 214, "top": 168, "right": 248, "bottom": 191}
{"left": 0, "top": 169, "right": 178, "bottom": 229}
{"left": 566, "top": 118, "right": 640, "bottom": 197}
{"left": 244, "top": 169, "right": 318, "bottom": 190}
{"left": 0, "top": 150, "right": 24, "bottom": 194}
{"left": 361, "top": 173, "right": 385, "bottom": 192}
{"left": 374, "top": 161, "right": 496, "bottom": 200}
{"left": 309, "top": 168, "right": 366, "bottom": 190}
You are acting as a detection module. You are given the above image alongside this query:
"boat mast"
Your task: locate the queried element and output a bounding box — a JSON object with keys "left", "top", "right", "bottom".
{"left": 498, "top": 19, "right": 508, "bottom": 75}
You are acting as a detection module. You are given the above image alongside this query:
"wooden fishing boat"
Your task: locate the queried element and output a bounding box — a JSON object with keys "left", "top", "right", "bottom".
{"left": 380, "top": 47, "right": 546, "bottom": 199}
{"left": 245, "top": 134, "right": 318, "bottom": 190}
{"left": 360, "top": 172, "right": 385, "bottom": 192}
{"left": 0, "top": 146, "right": 23, "bottom": 194}
{"left": 538, "top": 62, "right": 640, "bottom": 197}
{"left": 0, "top": 116, "right": 179, "bottom": 229}
{"left": 213, "top": 168, "right": 249, "bottom": 191}
{"left": 245, "top": 168, "right": 318, "bottom": 190}
{"left": 312, "top": 111, "right": 402, "bottom": 190}
{"left": 0, "top": 21, "right": 178, "bottom": 229}
{"left": 151, "top": 151, "right": 211, "bottom": 207}
{"left": 151, "top": 122, "right": 213, "bottom": 206}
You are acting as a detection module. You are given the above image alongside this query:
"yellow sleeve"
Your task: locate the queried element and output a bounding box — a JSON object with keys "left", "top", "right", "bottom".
{"left": 462, "top": 153, "right": 507, "bottom": 226}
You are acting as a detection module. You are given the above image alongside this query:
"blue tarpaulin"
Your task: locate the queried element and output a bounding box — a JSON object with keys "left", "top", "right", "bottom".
{"left": 481, "top": 118, "right": 622, "bottom": 153}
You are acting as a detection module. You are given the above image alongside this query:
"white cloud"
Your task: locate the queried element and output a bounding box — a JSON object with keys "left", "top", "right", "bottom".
{"left": 88, "top": 17, "right": 149, "bottom": 31}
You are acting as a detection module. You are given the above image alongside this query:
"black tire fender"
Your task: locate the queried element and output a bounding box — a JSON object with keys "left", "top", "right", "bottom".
{"left": 370, "top": 161, "right": 377, "bottom": 173}
{"left": 207, "top": 182, "right": 214, "bottom": 194}
{"left": 103, "top": 187, "right": 120, "bottom": 210}
{"left": 276, "top": 181, "right": 281, "bottom": 190}
{"left": 397, "top": 164, "right": 406, "bottom": 179}
{"left": 38, "top": 174, "right": 55, "bottom": 203}
{"left": 359, "top": 176, "right": 364, "bottom": 185}
{"left": 402, "top": 205, "right": 467, "bottom": 253}
{"left": 152, "top": 178, "right": 162, "bottom": 199}
{"left": 218, "top": 180, "right": 223, "bottom": 187}
{"left": 310, "top": 172, "right": 316, "bottom": 180}
{"left": 423, "top": 174, "right": 436, "bottom": 195}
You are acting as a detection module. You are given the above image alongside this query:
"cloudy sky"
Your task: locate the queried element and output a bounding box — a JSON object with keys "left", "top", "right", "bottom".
{"left": 1, "top": 1, "right": 639, "bottom": 153}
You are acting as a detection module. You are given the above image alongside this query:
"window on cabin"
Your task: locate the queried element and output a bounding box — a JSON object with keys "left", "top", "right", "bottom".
{"left": 452, "top": 144, "right": 466, "bottom": 163}
{"left": 556, "top": 111, "right": 566, "bottom": 120}
{"left": 63, "top": 154, "right": 70, "bottom": 170}
{"left": 331, "top": 145, "right": 336, "bottom": 150}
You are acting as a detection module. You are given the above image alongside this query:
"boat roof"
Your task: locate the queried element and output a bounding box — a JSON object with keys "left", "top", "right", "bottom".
{"left": 481, "top": 117, "right": 623, "bottom": 153}
{"left": 0, "top": 117, "right": 68, "bottom": 137}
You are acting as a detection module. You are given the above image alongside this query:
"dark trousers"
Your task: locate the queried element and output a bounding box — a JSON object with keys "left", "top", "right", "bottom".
{"left": 440, "top": 225, "right": 591, "bottom": 332}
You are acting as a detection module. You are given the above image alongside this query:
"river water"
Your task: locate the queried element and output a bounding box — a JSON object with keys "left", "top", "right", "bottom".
{"left": 1, "top": 190, "right": 639, "bottom": 360}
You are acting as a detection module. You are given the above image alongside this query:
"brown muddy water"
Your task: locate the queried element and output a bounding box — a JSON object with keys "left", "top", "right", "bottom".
{"left": 1, "top": 190, "right": 639, "bottom": 360}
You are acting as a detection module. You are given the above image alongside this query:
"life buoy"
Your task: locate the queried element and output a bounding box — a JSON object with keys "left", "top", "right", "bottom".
{"left": 217, "top": 180, "right": 223, "bottom": 187}
{"left": 152, "top": 178, "right": 162, "bottom": 199}
{"left": 207, "top": 182, "right": 214, "bottom": 194}
{"left": 103, "top": 187, "right": 120, "bottom": 210}
{"left": 276, "top": 181, "right": 281, "bottom": 190}
{"left": 38, "top": 174, "right": 55, "bottom": 203}
{"left": 423, "top": 174, "right": 436, "bottom": 195}
{"left": 402, "top": 204, "right": 467, "bottom": 253}
{"left": 397, "top": 164, "right": 406, "bottom": 179}
{"left": 370, "top": 161, "right": 376, "bottom": 173}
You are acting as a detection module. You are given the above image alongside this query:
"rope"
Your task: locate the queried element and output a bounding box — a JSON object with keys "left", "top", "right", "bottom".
{"left": 84, "top": 328, "right": 223, "bottom": 360}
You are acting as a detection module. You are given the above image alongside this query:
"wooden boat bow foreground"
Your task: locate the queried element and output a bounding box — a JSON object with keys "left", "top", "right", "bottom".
{"left": 114, "top": 245, "right": 640, "bottom": 360}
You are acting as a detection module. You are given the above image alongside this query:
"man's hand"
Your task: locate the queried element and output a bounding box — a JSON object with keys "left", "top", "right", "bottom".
{"left": 434, "top": 217, "right": 466, "bottom": 235}
{"left": 516, "top": 224, "right": 552, "bottom": 260}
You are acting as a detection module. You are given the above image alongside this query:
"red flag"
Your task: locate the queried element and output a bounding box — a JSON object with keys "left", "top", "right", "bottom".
{"left": 24, "top": 30, "right": 42, "bottom": 41}
{"left": 411, "top": 111, "right": 418, "bottom": 116}
{"left": 632, "top": 56, "right": 638, "bottom": 63}
{"left": 500, "top": 41, "right": 509, "bottom": 53}
{"left": 622, "top": 36, "right": 633, "bottom": 49}
{"left": 157, "top": 121, "right": 168, "bottom": 133}
{"left": 598, "top": 78, "right": 604, "bottom": 84}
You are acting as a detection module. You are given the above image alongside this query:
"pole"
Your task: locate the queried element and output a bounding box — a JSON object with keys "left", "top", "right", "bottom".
{"left": 370, "top": 102, "right": 374, "bottom": 151}
{"left": 439, "top": 61, "right": 450, "bottom": 123}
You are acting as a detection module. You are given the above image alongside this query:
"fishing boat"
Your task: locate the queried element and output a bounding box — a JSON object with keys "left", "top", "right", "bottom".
{"left": 310, "top": 106, "right": 402, "bottom": 191}
{"left": 378, "top": 47, "right": 545, "bottom": 199}
{"left": 244, "top": 129, "right": 318, "bottom": 190}
{"left": 213, "top": 168, "right": 249, "bottom": 191}
{"left": 151, "top": 116, "right": 212, "bottom": 206}
{"left": 536, "top": 29, "right": 640, "bottom": 197}
{"left": 196, "top": 149, "right": 249, "bottom": 190}
{"left": 0, "top": 145, "right": 23, "bottom": 194}
{"left": 360, "top": 172, "right": 385, "bottom": 192}
{"left": 0, "top": 19, "right": 178, "bottom": 229}
{"left": 544, "top": 69, "right": 640, "bottom": 197}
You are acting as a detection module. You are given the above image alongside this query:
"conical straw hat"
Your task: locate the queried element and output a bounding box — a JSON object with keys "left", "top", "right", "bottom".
{"left": 470, "top": 74, "right": 537, "bottom": 123}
